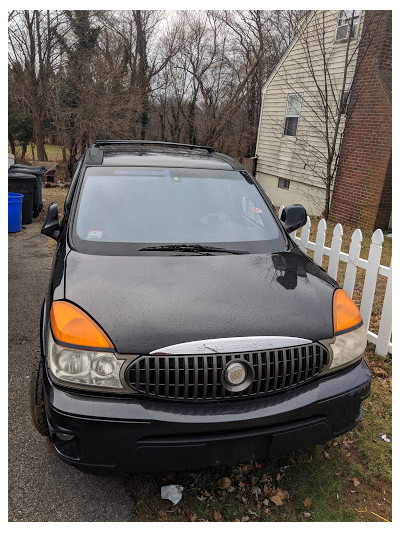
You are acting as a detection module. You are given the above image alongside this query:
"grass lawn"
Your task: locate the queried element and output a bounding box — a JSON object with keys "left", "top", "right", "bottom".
{"left": 40, "top": 189, "right": 392, "bottom": 522}
{"left": 9, "top": 143, "right": 68, "bottom": 162}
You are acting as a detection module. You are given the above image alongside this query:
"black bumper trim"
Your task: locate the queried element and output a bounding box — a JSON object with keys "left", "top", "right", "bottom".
{"left": 43, "top": 359, "right": 371, "bottom": 474}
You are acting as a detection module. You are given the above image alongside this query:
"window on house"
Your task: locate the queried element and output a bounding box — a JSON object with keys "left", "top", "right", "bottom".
{"left": 339, "top": 90, "right": 351, "bottom": 116}
{"left": 283, "top": 93, "right": 302, "bottom": 137}
{"left": 278, "top": 178, "right": 290, "bottom": 190}
{"left": 336, "top": 10, "right": 360, "bottom": 41}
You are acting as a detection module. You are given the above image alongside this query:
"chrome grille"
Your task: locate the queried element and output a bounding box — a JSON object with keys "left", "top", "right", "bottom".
{"left": 125, "top": 342, "right": 330, "bottom": 402}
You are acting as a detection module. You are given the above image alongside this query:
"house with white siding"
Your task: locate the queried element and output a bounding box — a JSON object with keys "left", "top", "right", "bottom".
{"left": 255, "top": 10, "right": 363, "bottom": 216}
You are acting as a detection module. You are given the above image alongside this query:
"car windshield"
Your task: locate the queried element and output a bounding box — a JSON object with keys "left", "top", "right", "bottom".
{"left": 72, "top": 166, "right": 285, "bottom": 254}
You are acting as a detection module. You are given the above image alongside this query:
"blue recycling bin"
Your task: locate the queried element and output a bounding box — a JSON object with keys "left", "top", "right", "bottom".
{"left": 8, "top": 192, "right": 24, "bottom": 232}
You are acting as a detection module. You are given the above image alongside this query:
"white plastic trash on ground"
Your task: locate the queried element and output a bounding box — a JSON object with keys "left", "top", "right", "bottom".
{"left": 161, "top": 484, "right": 184, "bottom": 505}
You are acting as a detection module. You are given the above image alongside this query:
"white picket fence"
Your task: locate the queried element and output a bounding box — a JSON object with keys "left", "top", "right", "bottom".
{"left": 279, "top": 206, "right": 392, "bottom": 356}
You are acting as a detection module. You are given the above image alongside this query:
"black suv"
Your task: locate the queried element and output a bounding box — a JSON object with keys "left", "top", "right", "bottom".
{"left": 31, "top": 140, "right": 371, "bottom": 474}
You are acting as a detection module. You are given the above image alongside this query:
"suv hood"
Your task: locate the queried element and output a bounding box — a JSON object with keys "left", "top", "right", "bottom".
{"left": 64, "top": 248, "right": 337, "bottom": 354}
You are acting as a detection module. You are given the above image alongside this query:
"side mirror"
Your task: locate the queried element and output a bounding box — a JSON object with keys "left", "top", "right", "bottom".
{"left": 41, "top": 202, "right": 60, "bottom": 240}
{"left": 280, "top": 204, "right": 307, "bottom": 234}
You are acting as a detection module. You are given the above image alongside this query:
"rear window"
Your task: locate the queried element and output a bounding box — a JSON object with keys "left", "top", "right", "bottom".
{"left": 72, "top": 166, "right": 285, "bottom": 254}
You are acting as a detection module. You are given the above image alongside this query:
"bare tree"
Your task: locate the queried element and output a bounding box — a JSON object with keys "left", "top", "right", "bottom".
{"left": 8, "top": 10, "right": 65, "bottom": 160}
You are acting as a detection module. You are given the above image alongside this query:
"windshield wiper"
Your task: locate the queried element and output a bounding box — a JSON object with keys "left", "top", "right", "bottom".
{"left": 139, "top": 244, "right": 249, "bottom": 255}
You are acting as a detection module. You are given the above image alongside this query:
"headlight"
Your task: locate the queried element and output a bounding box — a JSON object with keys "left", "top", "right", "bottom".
{"left": 322, "top": 323, "right": 367, "bottom": 374}
{"left": 47, "top": 329, "right": 124, "bottom": 390}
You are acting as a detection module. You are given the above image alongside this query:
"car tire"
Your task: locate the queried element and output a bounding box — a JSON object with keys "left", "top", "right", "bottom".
{"left": 30, "top": 356, "right": 50, "bottom": 438}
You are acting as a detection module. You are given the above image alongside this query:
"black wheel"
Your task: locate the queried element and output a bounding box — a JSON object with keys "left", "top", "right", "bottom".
{"left": 30, "top": 356, "right": 50, "bottom": 438}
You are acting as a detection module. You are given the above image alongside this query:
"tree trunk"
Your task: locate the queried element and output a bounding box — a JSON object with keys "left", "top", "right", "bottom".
{"left": 32, "top": 109, "right": 47, "bottom": 161}
{"left": 134, "top": 11, "right": 150, "bottom": 140}
{"left": 159, "top": 113, "right": 165, "bottom": 141}
{"left": 187, "top": 96, "right": 197, "bottom": 145}
{"left": 21, "top": 142, "right": 27, "bottom": 163}
{"left": 8, "top": 134, "right": 16, "bottom": 156}
{"left": 323, "top": 167, "right": 332, "bottom": 219}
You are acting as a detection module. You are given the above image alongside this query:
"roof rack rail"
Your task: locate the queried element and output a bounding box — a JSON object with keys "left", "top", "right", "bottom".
{"left": 94, "top": 140, "right": 215, "bottom": 153}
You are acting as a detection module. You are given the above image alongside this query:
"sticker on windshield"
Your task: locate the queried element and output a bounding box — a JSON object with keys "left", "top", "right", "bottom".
{"left": 254, "top": 207, "right": 263, "bottom": 214}
{"left": 87, "top": 230, "right": 104, "bottom": 239}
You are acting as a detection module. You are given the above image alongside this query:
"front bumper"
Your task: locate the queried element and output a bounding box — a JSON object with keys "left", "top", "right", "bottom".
{"left": 43, "top": 359, "right": 371, "bottom": 474}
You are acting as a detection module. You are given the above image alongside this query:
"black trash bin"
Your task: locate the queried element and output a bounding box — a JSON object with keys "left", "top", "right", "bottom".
{"left": 8, "top": 174, "right": 38, "bottom": 224}
{"left": 8, "top": 167, "right": 44, "bottom": 216}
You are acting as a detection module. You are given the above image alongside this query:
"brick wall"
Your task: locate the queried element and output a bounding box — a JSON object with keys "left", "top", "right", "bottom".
{"left": 330, "top": 11, "right": 392, "bottom": 230}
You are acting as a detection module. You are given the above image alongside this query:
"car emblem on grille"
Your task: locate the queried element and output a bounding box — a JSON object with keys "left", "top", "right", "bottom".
{"left": 223, "top": 360, "right": 254, "bottom": 392}
{"left": 225, "top": 362, "right": 246, "bottom": 385}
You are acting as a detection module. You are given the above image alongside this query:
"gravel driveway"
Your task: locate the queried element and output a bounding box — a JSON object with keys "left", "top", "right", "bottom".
{"left": 8, "top": 216, "right": 136, "bottom": 522}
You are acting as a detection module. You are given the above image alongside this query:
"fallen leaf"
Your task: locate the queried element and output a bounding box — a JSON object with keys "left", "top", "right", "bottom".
{"left": 217, "top": 477, "right": 232, "bottom": 489}
{"left": 304, "top": 512, "right": 311, "bottom": 518}
{"left": 214, "top": 510, "right": 222, "bottom": 522}
{"left": 189, "top": 513, "right": 197, "bottom": 522}
{"left": 304, "top": 498, "right": 312, "bottom": 510}
{"left": 276, "top": 473, "right": 281, "bottom": 482}
{"left": 241, "top": 463, "right": 253, "bottom": 473}
{"left": 241, "top": 516, "right": 250, "bottom": 522}
{"left": 263, "top": 499, "right": 269, "bottom": 507}
{"left": 233, "top": 518, "right": 240, "bottom": 522}
{"left": 270, "top": 489, "right": 289, "bottom": 506}
{"left": 255, "top": 461, "right": 262, "bottom": 468}
{"left": 371, "top": 366, "right": 387, "bottom": 378}
{"left": 201, "top": 489, "right": 211, "bottom": 497}
{"left": 263, "top": 484, "right": 270, "bottom": 495}
{"left": 323, "top": 451, "right": 330, "bottom": 459}
{"left": 252, "top": 486, "right": 261, "bottom": 498}
{"left": 350, "top": 477, "right": 360, "bottom": 487}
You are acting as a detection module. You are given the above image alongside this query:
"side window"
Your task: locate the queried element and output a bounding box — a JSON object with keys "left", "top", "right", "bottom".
{"left": 278, "top": 178, "right": 290, "bottom": 190}
{"left": 65, "top": 157, "right": 84, "bottom": 211}
{"left": 336, "top": 11, "right": 360, "bottom": 41}
{"left": 339, "top": 89, "right": 351, "bottom": 116}
{"left": 283, "top": 93, "right": 302, "bottom": 137}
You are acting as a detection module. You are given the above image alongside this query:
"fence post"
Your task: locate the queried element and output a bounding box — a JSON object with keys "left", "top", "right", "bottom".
{"left": 328, "top": 224, "right": 343, "bottom": 280}
{"left": 360, "top": 229, "right": 384, "bottom": 331}
{"left": 343, "top": 228, "right": 363, "bottom": 298}
{"left": 376, "top": 259, "right": 392, "bottom": 356}
{"left": 298, "top": 216, "right": 311, "bottom": 253}
{"left": 314, "top": 218, "right": 327, "bottom": 266}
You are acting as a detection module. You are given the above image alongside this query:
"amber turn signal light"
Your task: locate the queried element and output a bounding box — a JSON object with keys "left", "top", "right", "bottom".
{"left": 333, "top": 289, "right": 362, "bottom": 335}
{"left": 50, "top": 301, "right": 114, "bottom": 349}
